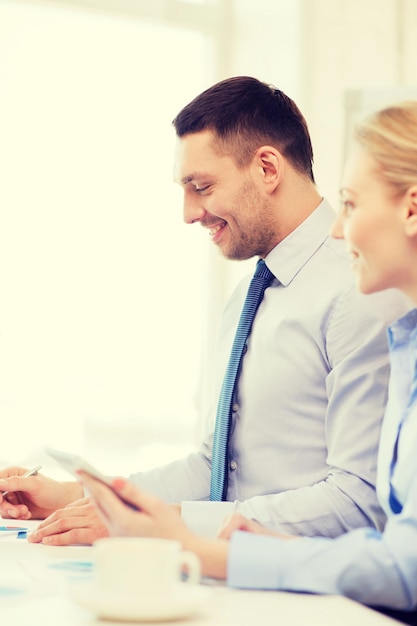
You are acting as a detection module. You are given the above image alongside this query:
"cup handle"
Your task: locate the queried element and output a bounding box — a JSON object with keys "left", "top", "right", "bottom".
{"left": 179, "top": 550, "right": 201, "bottom": 584}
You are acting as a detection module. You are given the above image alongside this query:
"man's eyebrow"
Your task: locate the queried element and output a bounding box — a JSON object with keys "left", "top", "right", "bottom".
{"left": 180, "top": 172, "right": 208, "bottom": 185}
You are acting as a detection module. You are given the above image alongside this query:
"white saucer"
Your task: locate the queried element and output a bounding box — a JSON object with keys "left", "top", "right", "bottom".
{"left": 70, "top": 581, "right": 211, "bottom": 622}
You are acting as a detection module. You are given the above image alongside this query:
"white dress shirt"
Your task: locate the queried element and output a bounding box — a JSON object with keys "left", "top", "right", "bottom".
{"left": 129, "top": 200, "right": 411, "bottom": 538}
{"left": 227, "top": 309, "right": 417, "bottom": 611}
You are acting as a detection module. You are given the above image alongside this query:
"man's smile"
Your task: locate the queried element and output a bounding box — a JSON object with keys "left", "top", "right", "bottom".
{"left": 209, "top": 222, "right": 226, "bottom": 237}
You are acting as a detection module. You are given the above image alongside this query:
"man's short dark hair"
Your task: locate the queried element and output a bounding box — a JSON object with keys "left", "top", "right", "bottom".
{"left": 172, "top": 76, "right": 314, "bottom": 182}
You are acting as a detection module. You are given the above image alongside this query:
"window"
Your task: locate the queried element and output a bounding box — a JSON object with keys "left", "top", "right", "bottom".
{"left": 0, "top": 0, "right": 214, "bottom": 473}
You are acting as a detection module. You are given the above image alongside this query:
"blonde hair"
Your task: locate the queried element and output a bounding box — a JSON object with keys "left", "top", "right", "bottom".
{"left": 355, "top": 101, "right": 417, "bottom": 195}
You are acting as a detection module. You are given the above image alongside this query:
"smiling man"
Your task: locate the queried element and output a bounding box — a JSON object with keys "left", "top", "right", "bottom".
{"left": 176, "top": 129, "right": 288, "bottom": 260}
{"left": 0, "top": 76, "right": 411, "bottom": 545}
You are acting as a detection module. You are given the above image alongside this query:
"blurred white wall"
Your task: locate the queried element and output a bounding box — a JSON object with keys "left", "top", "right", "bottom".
{"left": 297, "top": 0, "right": 417, "bottom": 207}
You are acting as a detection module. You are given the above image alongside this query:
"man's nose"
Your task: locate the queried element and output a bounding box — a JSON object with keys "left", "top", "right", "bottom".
{"left": 183, "top": 196, "right": 207, "bottom": 224}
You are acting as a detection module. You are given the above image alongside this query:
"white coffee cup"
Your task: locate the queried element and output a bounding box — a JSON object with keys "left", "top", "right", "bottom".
{"left": 93, "top": 537, "right": 201, "bottom": 596}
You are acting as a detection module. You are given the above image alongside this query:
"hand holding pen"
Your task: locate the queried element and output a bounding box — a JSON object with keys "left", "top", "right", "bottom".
{"left": 0, "top": 463, "right": 83, "bottom": 522}
{"left": 0, "top": 466, "right": 42, "bottom": 520}
{"left": 0, "top": 467, "right": 40, "bottom": 536}
{"left": 1, "top": 465, "right": 42, "bottom": 497}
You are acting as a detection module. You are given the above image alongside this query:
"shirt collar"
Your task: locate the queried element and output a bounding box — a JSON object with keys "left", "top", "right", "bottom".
{"left": 264, "top": 198, "right": 335, "bottom": 286}
{"left": 388, "top": 308, "right": 417, "bottom": 348}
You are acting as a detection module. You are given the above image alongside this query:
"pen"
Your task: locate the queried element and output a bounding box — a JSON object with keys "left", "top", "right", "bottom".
{"left": 1, "top": 465, "right": 42, "bottom": 498}
{"left": 0, "top": 526, "right": 29, "bottom": 539}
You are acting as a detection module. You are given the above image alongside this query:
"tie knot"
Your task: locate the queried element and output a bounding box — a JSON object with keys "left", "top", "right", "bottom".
{"left": 254, "top": 259, "right": 274, "bottom": 282}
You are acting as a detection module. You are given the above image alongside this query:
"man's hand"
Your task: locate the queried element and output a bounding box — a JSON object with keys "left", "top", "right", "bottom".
{"left": 28, "top": 497, "right": 109, "bottom": 545}
{"left": 0, "top": 466, "right": 82, "bottom": 520}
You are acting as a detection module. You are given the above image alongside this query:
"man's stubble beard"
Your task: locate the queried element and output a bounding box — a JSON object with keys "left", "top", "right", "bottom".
{"left": 222, "top": 181, "right": 278, "bottom": 261}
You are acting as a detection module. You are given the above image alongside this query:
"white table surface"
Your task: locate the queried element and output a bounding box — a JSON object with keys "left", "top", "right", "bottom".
{"left": 0, "top": 532, "right": 404, "bottom": 626}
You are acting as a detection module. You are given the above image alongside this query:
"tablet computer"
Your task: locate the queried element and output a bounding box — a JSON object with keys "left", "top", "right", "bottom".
{"left": 45, "top": 447, "right": 139, "bottom": 510}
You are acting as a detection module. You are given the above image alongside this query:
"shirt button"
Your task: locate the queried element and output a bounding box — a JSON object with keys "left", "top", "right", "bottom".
{"left": 230, "top": 460, "right": 237, "bottom": 471}
{"left": 232, "top": 403, "right": 239, "bottom": 412}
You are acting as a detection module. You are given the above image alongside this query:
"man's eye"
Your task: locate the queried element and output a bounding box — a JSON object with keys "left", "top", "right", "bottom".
{"left": 195, "top": 185, "right": 210, "bottom": 193}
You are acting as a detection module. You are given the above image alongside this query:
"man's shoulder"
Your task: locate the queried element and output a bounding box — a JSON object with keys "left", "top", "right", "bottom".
{"left": 322, "top": 235, "right": 352, "bottom": 262}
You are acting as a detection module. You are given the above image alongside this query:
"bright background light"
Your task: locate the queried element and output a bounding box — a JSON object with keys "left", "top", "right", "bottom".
{"left": 0, "top": 0, "right": 415, "bottom": 478}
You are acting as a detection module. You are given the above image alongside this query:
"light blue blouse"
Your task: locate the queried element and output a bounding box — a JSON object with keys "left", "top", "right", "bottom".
{"left": 228, "top": 309, "right": 417, "bottom": 610}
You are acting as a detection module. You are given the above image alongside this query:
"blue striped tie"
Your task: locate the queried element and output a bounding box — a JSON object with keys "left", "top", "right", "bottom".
{"left": 388, "top": 422, "right": 403, "bottom": 514}
{"left": 210, "top": 259, "right": 275, "bottom": 501}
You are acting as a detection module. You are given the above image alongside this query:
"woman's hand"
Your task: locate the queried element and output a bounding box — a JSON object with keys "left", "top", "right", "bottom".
{"left": 78, "top": 472, "right": 193, "bottom": 544}
{"left": 79, "top": 473, "right": 230, "bottom": 580}
{"left": 217, "top": 512, "right": 295, "bottom": 540}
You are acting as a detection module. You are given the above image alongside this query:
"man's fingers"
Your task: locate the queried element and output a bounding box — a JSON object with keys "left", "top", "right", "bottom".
{"left": 35, "top": 502, "right": 98, "bottom": 533}
{"left": 31, "top": 525, "right": 107, "bottom": 546}
{"left": 0, "top": 467, "right": 30, "bottom": 480}
{"left": 0, "top": 475, "right": 38, "bottom": 494}
{"left": 28, "top": 510, "right": 108, "bottom": 545}
{"left": 0, "top": 501, "right": 31, "bottom": 520}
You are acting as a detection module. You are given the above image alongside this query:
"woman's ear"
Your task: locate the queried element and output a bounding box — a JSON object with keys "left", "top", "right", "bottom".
{"left": 404, "top": 185, "right": 417, "bottom": 237}
{"left": 253, "top": 146, "right": 283, "bottom": 193}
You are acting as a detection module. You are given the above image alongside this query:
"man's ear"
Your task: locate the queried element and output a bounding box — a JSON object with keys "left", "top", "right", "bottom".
{"left": 404, "top": 185, "right": 417, "bottom": 237}
{"left": 253, "top": 146, "right": 284, "bottom": 192}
